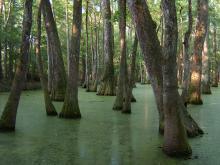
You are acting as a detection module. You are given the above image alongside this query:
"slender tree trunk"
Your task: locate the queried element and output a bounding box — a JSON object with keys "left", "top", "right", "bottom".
{"left": 202, "top": 32, "right": 212, "bottom": 94}
{"left": 85, "top": 0, "right": 90, "bottom": 92}
{"left": 90, "top": 12, "right": 98, "bottom": 92}
{"left": 0, "top": 0, "right": 33, "bottom": 131}
{"left": 59, "top": 0, "right": 82, "bottom": 119}
{"left": 113, "top": 0, "right": 130, "bottom": 113}
{"left": 189, "top": 0, "right": 208, "bottom": 104}
{"left": 97, "top": 0, "right": 115, "bottom": 96}
{"left": 65, "top": 0, "right": 70, "bottom": 74}
{"left": 181, "top": 0, "right": 193, "bottom": 105}
{"left": 47, "top": 37, "right": 52, "bottom": 93}
{"left": 42, "top": 0, "right": 66, "bottom": 101}
{"left": 129, "top": 34, "right": 138, "bottom": 102}
{"left": 0, "top": 40, "right": 3, "bottom": 81}
{"left": 8, "top": 43, "right": 13, "bottom": 80}
{"left": 122, "top": 0, "right": 131, "bottom": 113}
{"left": 177, "top": 7, "right": 183, "bottom": 86}
{"left": 212, "top": 24, "right": 218, "bottom": 87}
{"left": 4, "top": 41, "right": 7, "bottom": 79}
{"left": 36, "top": 1, "right": 57, "bottom": 116}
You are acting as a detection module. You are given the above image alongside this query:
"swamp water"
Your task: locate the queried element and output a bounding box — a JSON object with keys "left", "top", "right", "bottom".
{"left": 0, "top": 84, "right": 219, "bottom": 165}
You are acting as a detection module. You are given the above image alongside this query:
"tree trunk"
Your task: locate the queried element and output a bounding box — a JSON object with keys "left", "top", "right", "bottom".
{"left": 162, "top": 0, "right": 191, "bottom": 157}
{"left": 85, "top": 0, "right": 90, "bottom": 92}
{"left": 0, "top": 0, "right": 33, "bottom": 131}
{"left": 181, "top": 0, "right": 193, "bottom": 105}
{"left": 90, "top": 12, "right": 98, "bottom": 92}
{"left": 59, "top": 0, "right": 82, "bottom": 119}
{"left": 4, "top": 41, "right": 8, "bottom": 79}
{"left": 36, "top": 1, "right": 57, "bottom": 116}
{"left": 8, "top": 43, "right": 14, "bottom": 80}
{"left": 202, "top": 32, "right": 212, "bottom": 94}
{"left": 113, "top": 0, "right": 130, "bottom": 113}
{"left": 129, "top": 34, "right": 138, "bottom": 102}
{"left": 189, "top": 0, "right": 208, "bottom": 104}
{"left": 65, "top": 0, "right": 70, "bottom": 74}
{"left": 212, "top": 24, "right": 218, "bottom": 87}
{"left": 127, "top": 0, "right": 203, "bottom": 139}
{"left": 0, "top": 40, "right": 3, "bottom": 81}
{"left": 42, "top": 0, "right": 66, "bottom": 101}
{"left": 97, "top": 0, "right": 115, "bottom": 96}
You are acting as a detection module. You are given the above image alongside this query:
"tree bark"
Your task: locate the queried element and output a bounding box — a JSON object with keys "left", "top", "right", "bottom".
{"left": 181, "top": 0, "right": 193, "bottom": 105}
{"left": 36, "top": 0, "right": 57, "bottom": 116}
{"left": 189, "top": 0, "right": 208, "bottom": 104}
{"left": 85, "top": 0, "right": 91, "bottom": 92}
{"left": 42, "top": 0, "right": 66, "bottom": 101}
{"left": 0, "top": 0, "right": 33, "bottom": 131}
{"left": 212, "top": 23, "right": 218, "bottom": 87}
{"left": 113, "top": 0, "right": 131, "bottom": 113}
{"left": 129, "top": 34, "right": 138, "bottom": 102}
{"left": 127, "top": 0, "right": 203, "bottom": 139}
{"left": 97, "top": 0, "right": 115, "bottom": 96}
{"left": 59, "top": 0, "right": 82, "bottom": 119}
{"left": 202, "top": 32, "right": 212, "bottom": 94}
{"left": 161, "top": 0, "right": 191, "bottom": 157}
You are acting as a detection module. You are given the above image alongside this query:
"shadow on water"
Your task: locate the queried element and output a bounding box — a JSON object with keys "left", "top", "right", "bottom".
{"left": 0, "top": 84, "right": 220, "bottom": 164}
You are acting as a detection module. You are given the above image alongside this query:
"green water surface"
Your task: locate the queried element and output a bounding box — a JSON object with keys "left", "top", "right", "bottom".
{"left": 0, "top": 84, "right": 219, "bottom": 165}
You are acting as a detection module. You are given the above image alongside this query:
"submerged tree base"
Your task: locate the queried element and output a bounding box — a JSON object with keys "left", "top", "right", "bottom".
{"left": 202, "top": 84, "right": 212, "bottom": 95}
{"left": 131, "top": 93, "right": 136, "bottom": 102}
{"left": 159, "top": 99, "right": 204, "bottom": 138}
{"left": 59, "top": 99, "right": 81, "bottom": 119}
{"left": 0, "top": 121, "right": 15, "bottom": 132}
{"left": 189, "top": 99, "right": 203, "bottom": 105}
{"left": 47, "top": 110, "right": 58, "bottom": 116}
{"left": 59, "top": 112, "right": 81, "bottom": 119}
{"left": 113, "top": 105, "right": 123, "bottom": 111}
{"left": 163, "top": 146, "right": 192, "bottom": 158}
{"left": 189, "top": 92, "right": 203, "bottom": 105}
{"left": 122, "top": 109, "right": 131, "bottom": 114}
{"left": 212, "top": 84, "right": 218, "bottom": 87}
{"left": 51, "top": 90, "right": 65, "bottom": 102}
{"left": 97, "top": 80, "right": 115, "bottom": 96}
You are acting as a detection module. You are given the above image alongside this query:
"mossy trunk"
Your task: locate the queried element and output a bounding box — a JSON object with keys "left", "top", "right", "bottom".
{"left": 97, "top": 0, "right": 115, "bottom": 96}
{"left": 189, "top": 0, "right": 208, "bottom": 105}
{"left": 0, "top": 0, "right": 33, "bottom": 131}
{"left": 36, "top": 1, "right": 57, "bottom": 116}
{"left": 42, "top": 0, "right": 66, "bottom": 101}
{"left": 59, "top": 0, "right": 82, "bottom": 119}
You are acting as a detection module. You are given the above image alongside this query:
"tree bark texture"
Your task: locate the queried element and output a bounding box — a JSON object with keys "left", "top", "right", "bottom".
{"left": 97, "top": 0, "right": 115, "bottom": 96}
{"left": 36, "top": 1, "right": 57, "bottom": 116}
{"left": 161, "top": 0, "right": 191, "bottom": 157}
{"left": 59, "top": 0, "right": 82, "bottom": 119}
{"left": 127, "top": 0, "right": 203, "bottom": 139}
{"left": 42, "top": 0, "right": 66, "bottom": 101}
{"left": 189, "top": 0, "right": 208, "bottom": 104}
